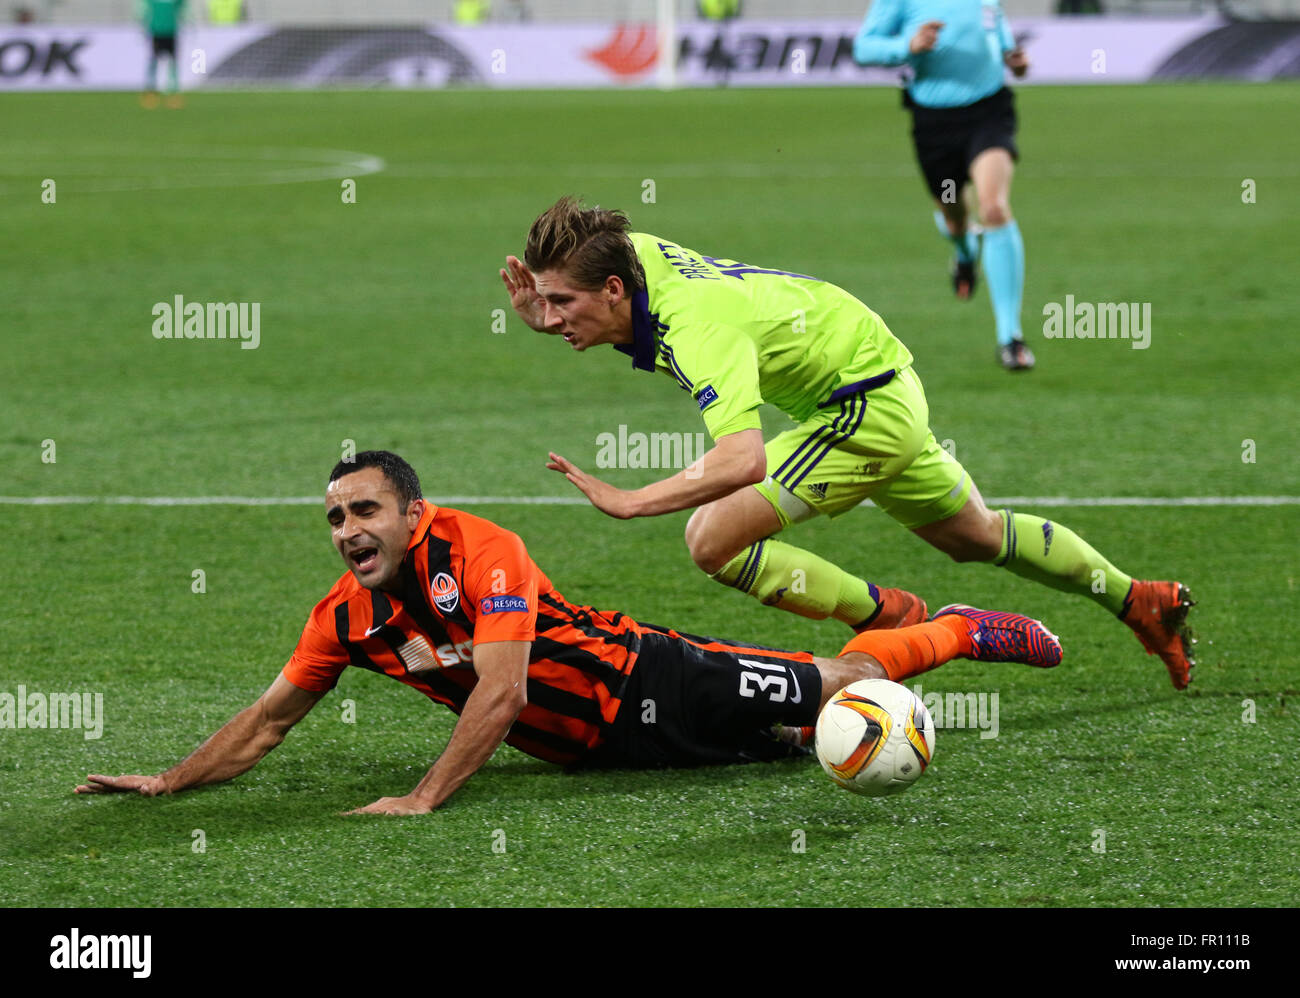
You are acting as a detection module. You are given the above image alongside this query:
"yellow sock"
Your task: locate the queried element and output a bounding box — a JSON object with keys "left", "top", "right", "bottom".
{"left": 711, "top": 539, "right": 881, "bottom": 625}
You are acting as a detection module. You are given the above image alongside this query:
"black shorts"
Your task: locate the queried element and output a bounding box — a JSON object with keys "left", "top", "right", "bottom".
{"left": 152, "top": 34, "right": 177, "bottom": 57}
{"left": 586, "top": 623, "right": 822, "bottom": 769}
{"left": 906, "top": 86, "right": 1019, "bottom": 201}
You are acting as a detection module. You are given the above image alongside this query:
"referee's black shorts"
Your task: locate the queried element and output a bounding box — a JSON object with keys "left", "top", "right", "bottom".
{"left": 151, "top": 34, "right": 177, "bottom": 57}
{"left": 586, "top": 623, "right": 823, "bottom": 769}
{"left": 906, "top": 86, "right": 1019, "bottom": 201}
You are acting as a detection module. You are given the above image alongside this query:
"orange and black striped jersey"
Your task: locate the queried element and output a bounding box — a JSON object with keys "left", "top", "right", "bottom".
{"left": 282, "top": 505, "right": 642, "bottom": 764}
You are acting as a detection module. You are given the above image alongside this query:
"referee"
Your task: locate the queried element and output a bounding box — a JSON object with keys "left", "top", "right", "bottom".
{"left": 854, "top": 1, "right": 1033, "bottom": 370}
{"left": 139, "top": 0, "right": 187, "bottom": 108}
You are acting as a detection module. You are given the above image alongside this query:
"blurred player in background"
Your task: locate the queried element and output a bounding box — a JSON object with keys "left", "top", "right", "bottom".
{"left": 502, "top": 199, "right": 1196, "bottom": 690}
{"left": 698, "top": 0, "right": 742, "bottom": 21}
{"left": 74, "top": 451, "right": 1060, "bottom": 813}
{"left": 206, "top": 0, "right": 245, "bottom": 24}
{"left": 139, "top": 0, "right": 186, "bottom": 108}
{"left": 853, "top": 1, "right": 1033, "bottom": 370}
{"left": 453, "top": 0, "right": 490, "bottom": 24}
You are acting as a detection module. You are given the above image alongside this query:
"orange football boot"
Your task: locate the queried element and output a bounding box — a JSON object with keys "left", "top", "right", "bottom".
{"left": 854, "top": 587, "right": 928, "bottom": 632}
{"left": 1121, "top": 581, "right": 1196, "bottom": 690}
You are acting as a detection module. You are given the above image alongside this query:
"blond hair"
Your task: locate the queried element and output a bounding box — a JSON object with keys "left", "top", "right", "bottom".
{"left": 524, "top": 195, "right": 646, "bottom": 293}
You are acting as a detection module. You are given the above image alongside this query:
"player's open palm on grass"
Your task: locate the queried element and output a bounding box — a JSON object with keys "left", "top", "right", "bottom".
{"left": 75, "top": 774, "right": 167, "bottom": 797}
{"left": 500, "top": 255, "right": 546, "bottom": 331}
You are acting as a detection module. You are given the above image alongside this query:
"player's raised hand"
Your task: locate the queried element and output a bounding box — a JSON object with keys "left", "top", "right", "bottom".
{"left": 344, "top": 794, "right": 433, "bottom": 816}
{"left": 500, "top": 254, "right": 547, "bottom": 332}
{"left": 547, "top": 452, "right": 636, "bottom": 519}
{"left": 1005, "top": 47, "right": 1029, "bottom": 78}
{"left": 909, "top": 20, "right": 943, "bottom": 54}
{"left": 75, "top": 773, "right": 167, "bottom": 797}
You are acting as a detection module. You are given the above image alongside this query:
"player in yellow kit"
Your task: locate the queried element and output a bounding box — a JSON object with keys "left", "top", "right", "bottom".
{"left": 500, "top": 197, "right": 1196, "bottom": 690}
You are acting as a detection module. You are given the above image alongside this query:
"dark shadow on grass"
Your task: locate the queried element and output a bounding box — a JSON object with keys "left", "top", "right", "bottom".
{"left": 976, "top": 687, "right": 1203, "bottom": 734}
{"left": 16, "top": 754, "right": 831, "bottom": 860}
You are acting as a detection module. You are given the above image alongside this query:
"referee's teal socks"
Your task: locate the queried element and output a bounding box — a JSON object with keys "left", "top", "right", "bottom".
{"left": 932, "top": 210, "right": 978, "bottom": 264}
{"left": 981, "top": 219, "right": 1025, "bottom": 346}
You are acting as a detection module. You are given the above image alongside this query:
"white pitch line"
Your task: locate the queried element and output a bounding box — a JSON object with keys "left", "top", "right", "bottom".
{"left": 983, "top": 496, "right": 1300, "bottom": 508}
{"left": 374, "top": 161, "right": 1300, "bottom": 181}
{"left": 3, "top": 495, "right": 1299, "bottom": 508}
{"left": 0, "top": 144, "right": 386, "bottom": 196}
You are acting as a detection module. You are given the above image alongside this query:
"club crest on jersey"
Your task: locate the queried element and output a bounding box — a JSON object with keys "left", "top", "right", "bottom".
{"left": 430, "top": 572, "right": 459, "bottom": 614}
{"left": 480, "top": 595, "right": 529, "bottom": 615}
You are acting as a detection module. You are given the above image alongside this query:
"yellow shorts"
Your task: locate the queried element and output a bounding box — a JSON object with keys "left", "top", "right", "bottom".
{"left": 753, "top": 367, "right": 973, "bottom": 531}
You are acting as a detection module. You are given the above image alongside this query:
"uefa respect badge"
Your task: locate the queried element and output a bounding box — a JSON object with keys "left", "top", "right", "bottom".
{"left": 479, "top": 595, "right": 529, "bottom": 615}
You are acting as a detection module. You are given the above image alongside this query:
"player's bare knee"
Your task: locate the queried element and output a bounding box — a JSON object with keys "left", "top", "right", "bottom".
{"left": 933, "top": 519, "right": 1002, "bottom": 563}
{"left": 816, "top": 653, "right": 885, "bottom": 706}
{"left": 964, "top": 513, "right": 1004, "bottom": 561}
{"left": 685, "top": 525, "right": 731, "bottom": 575}
{"left": 946, "top": 540, "right": 997, "bottom": 563}
{"left": 981, "top": 201, "right": 1011, "bottom": 228}
{"left": 683, "top": 507, "right": 706, "bottom": 553}
{"left": 684, "top": 513, "right": 717, "bottom": 572}
{"left": 838, "top": 651, "right": 886, "bottom": 681}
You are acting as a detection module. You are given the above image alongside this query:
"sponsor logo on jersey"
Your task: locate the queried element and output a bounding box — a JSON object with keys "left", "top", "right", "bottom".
{"left": 398, "top": 636, "right": 474, "bottom": 672}
{"left": 397, "top": 635, "right": 438, "bottom": 673}
{"left": 431, "top": 572, "right": 459, "bottom": 614}
{"left": 480, "top": 595, "right": 529, "bottom": 615}
{"left": 695, "top": 384, "right": 719, "bottom": 410}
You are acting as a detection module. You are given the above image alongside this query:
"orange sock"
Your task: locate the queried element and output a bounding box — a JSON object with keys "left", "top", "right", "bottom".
{"left": 837, "top": 617, "right": 972, "bottom": 681}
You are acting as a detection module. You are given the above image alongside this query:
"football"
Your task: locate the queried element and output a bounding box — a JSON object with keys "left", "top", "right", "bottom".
{"left": 815, "top": 679, "right": 936, "bottom": 796}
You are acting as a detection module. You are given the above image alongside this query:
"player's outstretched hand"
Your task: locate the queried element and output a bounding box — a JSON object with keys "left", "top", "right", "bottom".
{"left": 344, "top": 795, "right": 433, "bottom": 816}
{"left": 75, "top": 773, "right": 167, "bottom": 797}
{"left": 1005, "top": 47, "right": 1029, "bottom": 78}
{"left": 500, "top": 254, "right": 548, "bottom": 332}
{"left": 909, "top": 20, "right": 943, "bottom": 54}
{"left": 547, "top": 452, "right": 636, "bottom": 519}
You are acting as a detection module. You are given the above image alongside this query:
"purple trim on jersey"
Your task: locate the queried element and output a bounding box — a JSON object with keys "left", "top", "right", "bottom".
{"left": 615, "top": 289, "right": 659, "bottom": 373}
{"left": 661, "top": 343, "right": 694, "bottom": 391}
{"left": 816, "top": 369, "right": 897, "bottom": 408}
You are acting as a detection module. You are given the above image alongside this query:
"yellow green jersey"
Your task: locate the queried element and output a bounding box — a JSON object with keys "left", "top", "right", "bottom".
{"left": 619, "top": 233, "right": 914, "bottom": 441}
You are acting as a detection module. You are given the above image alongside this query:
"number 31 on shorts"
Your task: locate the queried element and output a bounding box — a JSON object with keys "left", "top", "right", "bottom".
{"left": 738, "top": 659, "right": 803, "bottom": 705}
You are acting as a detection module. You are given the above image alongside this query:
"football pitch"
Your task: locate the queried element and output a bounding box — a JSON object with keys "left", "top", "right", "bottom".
{"left": 2, "top": 83, "right": 1298, "bottom": 908}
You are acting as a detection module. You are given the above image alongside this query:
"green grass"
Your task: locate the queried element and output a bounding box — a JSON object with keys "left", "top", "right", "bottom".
{"left": 2, "top": 85, "right": 1298, "bottom": 908}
